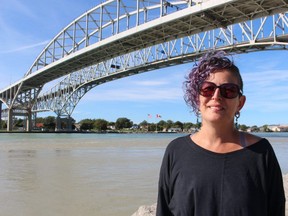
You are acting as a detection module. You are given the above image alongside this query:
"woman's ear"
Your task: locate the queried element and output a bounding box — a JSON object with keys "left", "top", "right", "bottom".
{"left": 238, "top": 95, "right": 246, "bottom": 111}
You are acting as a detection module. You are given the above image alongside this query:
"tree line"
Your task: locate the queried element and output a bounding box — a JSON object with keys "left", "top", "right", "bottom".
{"left": 33, "top": 116, "right": 200, "bottom": 132}
{"left": 74, "top": 117, "right": 253, "bottom": 132}
{"left": 77, "top": 117, "right": 201, "bottom": 132}
{"left": 1, "top": 116, "right": 257, "bottom": 132}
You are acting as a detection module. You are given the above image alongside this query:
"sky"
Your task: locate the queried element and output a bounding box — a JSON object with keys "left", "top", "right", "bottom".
{"left": 0, "top": 0, "right": 288, "bottom": 127}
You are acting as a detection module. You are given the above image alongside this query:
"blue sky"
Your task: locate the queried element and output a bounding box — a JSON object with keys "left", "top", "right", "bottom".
{"left": 0, "top": 0, "right": 288, "bottom": 127}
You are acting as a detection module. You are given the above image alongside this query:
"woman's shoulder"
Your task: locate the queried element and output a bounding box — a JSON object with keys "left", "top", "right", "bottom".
{"left": 244, "top": 132, "right": 263, "bottom": 147}
{"left": 166, "top": 134, "right": 191, "bottom": 151}
{"left": 243, "top": 132, "right": 273, "bottom": 151}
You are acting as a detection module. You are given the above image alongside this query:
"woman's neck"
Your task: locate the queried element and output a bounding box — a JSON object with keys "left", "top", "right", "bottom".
{"left": 192, "top": 123, "right": 242, "bottom": 153}
{"left": 199, "top": 122, "right": 237, "bottom": 138}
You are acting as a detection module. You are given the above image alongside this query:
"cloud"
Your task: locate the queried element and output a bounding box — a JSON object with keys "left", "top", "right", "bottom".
{"left": 0, "top": 0, "right": 36, "bottom": 36}
{"left": 0, "top": 0, "right": 37, "bottom": 19}
{"left": 81, "top": 68, "right": 186, "bottom": 102}
{"left": 85, "top": 85, "right": 182, "bottom": 102}
{"left": 0, "top": 40, "right": 50, "bottom": 54}
{"left": 244, "top": 69, "right": 288, "bottom": 82}
{"left": 242, "top": 69, "right": 288, "bottom": 112}
{"left": 0, "top": 1, "right": 49, "bottom": 54}
{"left": 132, "top": 80, "right": 169, "bottom": 86}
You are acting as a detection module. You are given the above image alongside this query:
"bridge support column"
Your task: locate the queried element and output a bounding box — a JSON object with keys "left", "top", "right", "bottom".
{"left": 67, "top": 115, "right": 72, "bottom": 131}
{"left": 25, "top": 110, "right": 32, "bottom": 132}
{"left": 7, "top": 109, "right": 13, "bottom": 132}
{"left": 56, "top": 116, "right": 61, "bottom": 131}
{"left": 55, "top": 115, "right": 73, "bottom": 131}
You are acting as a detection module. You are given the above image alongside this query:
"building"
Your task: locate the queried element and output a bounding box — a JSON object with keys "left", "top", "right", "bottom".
{"left": 168, "top": 127, "right": 182, "bottom": 133}
{"left": 267, "top": 124, "right": 288, "bottom": 132}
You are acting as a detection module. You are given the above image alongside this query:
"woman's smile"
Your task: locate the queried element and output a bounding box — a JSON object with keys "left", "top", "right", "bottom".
{"left": 208, "top": 104, "right": 225, "bottom": 111}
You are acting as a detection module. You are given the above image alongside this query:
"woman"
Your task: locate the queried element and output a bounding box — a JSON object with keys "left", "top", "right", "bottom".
{"left": 156, "top": 51, "right": 285, "bottom": 216}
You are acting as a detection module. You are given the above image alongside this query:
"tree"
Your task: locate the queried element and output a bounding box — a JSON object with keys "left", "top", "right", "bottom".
{"left": 79, "top": 118, "right": 94, "bottom": 130}
{"left": 148, "top": 123, "right": 156, "bottom": 131}
{"left": 157, "top": 120, "right": 167, "bottom": 131}
{"left": 35, "top": 117, "right": 45, "bottom": 123}
{"left": 139, "top": 120, "right": 148, "bottom": 127}
{"left": 239, "top": 124, "right": 249, "bottom": 132}
{"left": 0, "top": 119, "right": 6, "bottom": 129}
{"left": 14, "top": 118, "right": 24, "bottom": 127}
{"left": 183, "top": 122, "right": 195, "bottom": 131}
{"left": 249, "top": 125, "right": 259, "bottom": 132}
{"left": 115, "top": 117, "right": 133, "bottom": 129}
{"left": 166, "top": 120, "right": 174, "bottom": 129}
{"left": 173, "top": 121, "right": 184, "bottom": 129}
{"left": 108, "top": 122, "right": 115, "bottom": 126}
{"left": 196, "top": 118, "right": 201, "bottom": 129}
{"left": 139, "top": 120, "right": 149, "bottom": 131}
{"left": 43, "top": 116, "right": 56, "bottom": 130}
{"left": 93, "top": 119, "right": 108, "bottom": 131}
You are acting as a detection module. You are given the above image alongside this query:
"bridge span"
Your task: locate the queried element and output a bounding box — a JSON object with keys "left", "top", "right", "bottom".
{"left": 0, "top": 0, "right": 288, "bottom": 131}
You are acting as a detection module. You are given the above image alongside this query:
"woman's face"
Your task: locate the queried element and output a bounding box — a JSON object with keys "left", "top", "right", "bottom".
{"left": 198, "top": 69, "right": 246, "bottom": 126}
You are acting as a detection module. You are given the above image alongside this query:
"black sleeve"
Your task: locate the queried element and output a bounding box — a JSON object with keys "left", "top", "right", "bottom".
{"left": 265, "top": 140, "right": 286, "bottom": 216}
{"left": 156, "top": 185, "right": 173, "bottom": 216}
{"left": 156, "top": 142, "right": 174, "bottom": 216}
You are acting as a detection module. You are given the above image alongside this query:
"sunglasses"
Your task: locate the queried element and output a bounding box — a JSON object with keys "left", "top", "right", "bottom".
{"left": 199, "top": 81, "right": 242, "bottom": 99}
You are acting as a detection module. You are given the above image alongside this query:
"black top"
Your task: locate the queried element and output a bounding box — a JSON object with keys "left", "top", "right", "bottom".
{"left": 156, "top": 135, "right": 285, "bottom": 216}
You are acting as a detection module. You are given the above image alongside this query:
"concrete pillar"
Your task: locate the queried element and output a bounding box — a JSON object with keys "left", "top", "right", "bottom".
{"left": 56, "top": 115, "right": 61, "bottom": 131}
{"left": 67, "top": 115, "right": 72, "bottom": 131}
{"left": 32, "top": 112, "right": 36, "bottom": 130}
{"left": 25, "top": 109, "right": 32, "bottom": 132}
{"left": 7, "top": 108, "right": 13, "bottom": 132}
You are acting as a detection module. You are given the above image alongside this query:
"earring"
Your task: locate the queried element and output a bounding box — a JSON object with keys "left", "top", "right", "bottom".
{"left": 235, "top": 111, "right": 240, "bottom": 129}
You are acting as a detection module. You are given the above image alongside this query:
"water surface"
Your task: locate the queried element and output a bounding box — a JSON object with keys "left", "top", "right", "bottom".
{"left": 0, "top": 132, "right": 287, "bottom": 216}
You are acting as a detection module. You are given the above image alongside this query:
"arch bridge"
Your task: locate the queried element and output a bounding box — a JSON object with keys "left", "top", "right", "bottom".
{"left": 0, "top": 0, "right": 288, "bottom": 131}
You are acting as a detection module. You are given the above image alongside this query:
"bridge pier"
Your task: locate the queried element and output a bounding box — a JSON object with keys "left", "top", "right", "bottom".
{"left": 55, "top": 115, "right": 73, "bottom": 131}
{"left": 7, "top": 109, "right": 13, "bottom": 132}
{"left": 25, "top": 110, "right": 32, "bottom": 132}
{"left": 67, "top": 116, "right": 72, "bottom": 131}
{"left": 56, "top": 116, "right": 61, "bottom": 131}
{"left": 4, "top": 108, "right": 33, "bottom": 132}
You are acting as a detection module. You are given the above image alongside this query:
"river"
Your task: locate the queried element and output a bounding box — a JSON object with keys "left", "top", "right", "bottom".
{"left": 0, "top": 132, "right": 287, "bottom": 216}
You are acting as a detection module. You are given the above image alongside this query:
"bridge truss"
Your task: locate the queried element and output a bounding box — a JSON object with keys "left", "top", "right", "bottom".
{"left": 34, "top": 12, "right": 288, "bottom": 116}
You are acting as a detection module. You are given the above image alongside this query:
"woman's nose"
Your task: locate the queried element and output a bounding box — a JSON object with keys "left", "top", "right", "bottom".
{"left": 211, "top": 88, "right": 222, "bottom": 100}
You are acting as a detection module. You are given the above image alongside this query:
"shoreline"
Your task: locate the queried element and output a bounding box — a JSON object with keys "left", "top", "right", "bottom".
{"left": 1, "top": 130, "right": 288, "bottom": 134}
{"left": 0, "top": 130, "right": 179, "bottom": 134}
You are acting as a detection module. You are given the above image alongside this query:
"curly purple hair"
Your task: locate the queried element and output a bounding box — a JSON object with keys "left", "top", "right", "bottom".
{"left": 183, "top": 51, "right": 243, "bottom": 114}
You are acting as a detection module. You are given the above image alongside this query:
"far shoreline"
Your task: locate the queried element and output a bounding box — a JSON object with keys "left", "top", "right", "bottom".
{"left": 1, "top": 130, "right": 288, "bottom": 134}
{"left": 0, "top": 130, "right": 181, "bottom": 134}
